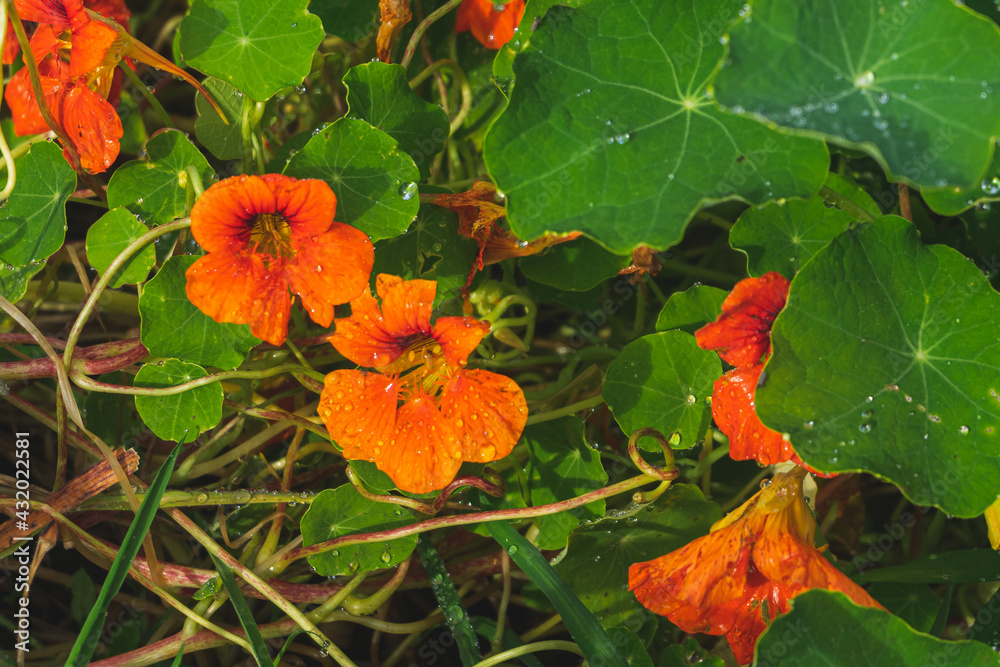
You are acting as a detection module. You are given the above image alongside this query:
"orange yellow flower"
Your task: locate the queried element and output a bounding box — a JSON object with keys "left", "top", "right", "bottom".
{"left": 4, "top": 0, "right": 222, "bottom": 173}
{"left": 185, "top": 174, "right": 374, "bottom": 346}
{"left": 319, "top": 274, "right": 527, "bottom": 493}
{"left": 455, "top": 0, "right": 525, "bottom": 49}
{"left": 629, "top": 468, "right": 883, "bottom": 664}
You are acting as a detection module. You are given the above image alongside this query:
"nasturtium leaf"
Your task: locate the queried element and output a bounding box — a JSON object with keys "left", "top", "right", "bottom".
{"left": 299, "top": 485, "right": 417, "bottom": 576}
{"left": 107, "top": 130, "right": 214, "bottom": 226}
{"left": 971, "top": 586, "right": 1000, "bottom": 648}
{"left": 0, "top": 262, "right": 45, "bottom": 303}
{"left": 85, "top": 208, "right": 156, "bottom": 288}
{"left": 139, "top": 256, "right": 259, "bottom": 370}
{"left": 822, "top": 172, "right": 883, "bottom": 217}
{"left": 757, "top": 215, "right": 1000, "bottom": 517}
{"left": 195, "top": 78, "right": 276, "bottom": 161}
{"left": 519, "top": 238, "right": 630, "bottom": 291}
{"left": 714, "top": 0, "right": 1000, "bottom": 189}
{"left": 924, "top": 153, "right": 1000, "bottom": 216}
{"left": 179, "top": 0, "right": 324, "bottom": 101}
{"left": 604, "top": 331, "right": 720, "bottom": 450}
{"left": 309, "top": 0, "right": 378, "bottom": 40}
{"left": 343, "top": 62, "right": 450, "bottom": 180}
{"left": 118, "top": 92, "right": 148, "bottom": 155}
{"left": 867, "top": 582, "right": 940, "bottom": 634}
{"left": 0, "top": 142, "right": 75, "bottom": 267}
{"left": 484, "top": 0, "right": 828, "bottom": 254}
{"left": 655, "top": 284, "right": 726, "bottom": 334}
{"left": 758, "top": 590, "right": 1000, "bottom": 667}
{"left": 605, "top": 627, "right": 652, "bottom": 667}
{"left": 347, "top": 461, "right": 397, "bottom": 495}
{"left": 283, "top": 118, "right": 420, "bottom": 241}
{"left": 134, "top": 359, "right": 223, "bottom": 442}
{"left": 854, "top": 549, "right": 1000, "bottom": 584}
{"left": 552, "top": 484, "right": 721, "bottom": 628}
{"left": 469, "top": 463, "right": 528, "bottom": 538}
{"left": 523, "top": 417, "right": 607, "bottom": 550}
{"left": 371, "top": 194, "right": 479, "bottom": 305}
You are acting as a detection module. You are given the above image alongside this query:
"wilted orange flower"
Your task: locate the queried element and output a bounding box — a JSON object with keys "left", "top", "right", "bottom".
{"left": 455, "top": 0, "right": 525, "bottom": 49}
{"left": 629, "top": 467, "right": 883, "bottom": 664}
{"left": 319, "top": 274, "right": 527, "bottom": 493}
{"left": 696, "top": 272, "right": 799, "bottom": 466}
{"left": 185, "top": 174, "right": 374, "bottom": 346}
{"left": 434, "top": 181, "right": 580, "bottom": 290}
{"left": 4, "top": 0, "right": 221, "bottom": 173}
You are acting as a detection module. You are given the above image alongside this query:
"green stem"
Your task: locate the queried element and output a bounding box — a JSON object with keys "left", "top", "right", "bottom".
{"left": 72, "top": 363, "right": 319, "bottom": 396}
{"left": 63, "top": 218, "right": 191, "bottom": 370}
{"left": 819, "top": 184, "right": 877, "bottom": 223}
{"left": 473, "top": 641, "right": 585, "bottom": 667}
{"left": 121, "top": 62, "right": 174, "bottom": 128}
{"left": 400, "top": 0, "right": 465, "bottom": 69}
{"left": 525, "top": 394, "right": 605, "bottom": 426}
{"left": 79, "top": 488, "right": 318, "bottom": 512}
{"left": 410, "top": 59, "right": 472, "bottom": 135}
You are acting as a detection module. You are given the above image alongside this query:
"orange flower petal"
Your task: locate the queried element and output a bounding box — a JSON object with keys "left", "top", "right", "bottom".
{"left": 712, "top": 365, "right": 795, "bottom": 466}
{"left": 455, "top": 0, "right": 525, "bottom": 49}
{"left": 319, "top": 370, "right": 397, "bottom": 462}
{"left": 185, "top": 251, "right": 290, "bottom": 345}
{"left": 5, "top": 69, "right": 54, "bottom": 136}
{"left": 328, "top": 290, "right": 406, "bottom": 368}
{"left": 2, "top": 20, "right": 19, "bottom": 64}
{"left": 17, "top": 0, "right": 82, "bottom": 27}
{"left": 285, "top": 222, "right": 374, "bottom": 328}
{"left": 68, "top": 18, "right": 117, "bottom": 77}
{"left": 431, "top": 316, "right": 490, "bottom": 366}
{"left": 85, "top": 0, "right": 131, "bottom": 26}
{"left": 261, "top": 173, "right": 336, "bottom": 239}
{"left": 376, "top": 273, "right": 436, "bottom": 337}
{"left": 696, "top": 271, "right": 790, "bottom": 368}
{"left": 438, "top": 369, "right": 526, "bottom": 462}
{"left": 189, "top": 175, "right": 276, "bottom": 253}
{"left": 53, "top": 81, "right": 123, "bottom": 173}
{"left": 379, "top": 392, "right": 463, "bottom": 493}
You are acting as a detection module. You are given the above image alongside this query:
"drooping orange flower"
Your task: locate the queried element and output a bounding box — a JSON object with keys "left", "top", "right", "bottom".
{"left": 185, "top": 174, "right": 374, "bottom": 346}
{"left": 4, "top": 0, "right": 222, "bottom": 173}
{"left": 376, "top": 0, "right": 411, "bottom": 63}
{"left": 319, "top": 274, "right": 527, "bottom": 493}
{"left": 629, "top": 467, "right": 883, "bottom": 664}
{"left": 696, "top": 272, "right": 799, "bottom": 466}
{"left": 434, "top": 180, "right": 580, "bottom": 291}
{"left": 455, "top": 0, "right": 525, "bottom": 49}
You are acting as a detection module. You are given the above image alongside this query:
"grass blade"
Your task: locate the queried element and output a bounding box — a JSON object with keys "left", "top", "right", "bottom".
{"left": 209, "top": 553, "right": 275, "bottom": 667}
{"left": 64, "top": 443, "right": 182, "bottom": 667}
{"left": 416, "top": 536, "right": 482, "bottom": 666}
{"left": 486, "top": 521, "right": 628, "bottom": 667}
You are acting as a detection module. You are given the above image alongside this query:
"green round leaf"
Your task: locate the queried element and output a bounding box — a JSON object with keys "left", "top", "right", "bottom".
{"left": 283, "top": 118, "right": 420, "bottom": 241}
{"left": 309, "top": 0, "right": 378, "bottom": 40}
{"left": 524, "top": 417, "right": 608, "bottom": 550}
{"left": 924, "top": 152, "right": 1000, "bottom": 216}
{"left": 867, "top": 582, "right": 940, "bottom": 634}
{"left": 714, "top": 0, "right": 1000, "bottom": 189}
{"left": 195, "top": 78, "right": 276, "bottom": 161}
{"left": 139, "top": 256, "right": 259, "bottom": 370}
{"left": 107, "top": 130, "right": 214, "bottom": 226}
{"left": 485, "top": 0, "right": 829, "bottom": 254}
{"left": 519, "top": 238, "right": 630, "bottom": 291}
{"left": 551, "top": 484, "right": 721, "bottom": 628}
{"left": 758, "top": 216, "right": 1000, "bottom": 517}
{"left": 604, "top": 331, "right": 720, "bottom": 450}
{"left": 0, "top": 262, "right": 45, "bottom": 303}
{"left": 179, "top": 0, "right": 324, "bottom": 101}
{"left": 371, "top": 196, "right": 479, "bottom": 305}
{"left": 134, "top": 359, "right": 223, "bottom": 442}
{"left": 654, "top": 284, "right": 726, "bottom": 334}
{"left": 757, "top": 590, "right": 1000, "bottom": 667}
{"left": 300, "top": 485, "right": 417, "bottom": 576}
{"left": 85, "top": 207, "right": 156, "bottom": 288}
{"left": 0, "top": 141, "right": 76, "bottom": 266}
{"left": 344, "top": 62, "right": 450, "bottom": 180}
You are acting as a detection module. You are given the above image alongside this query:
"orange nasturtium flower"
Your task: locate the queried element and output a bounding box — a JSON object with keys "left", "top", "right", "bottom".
{"left": 696, "top": 272, "right": 798, "bottom": 466}
{"left": 185, "top": 174, "right": 375, "bottom": 346}
{"left": 4, "top": 0, "right": 222, "bottom": 173}
{"left": 319, "top": 274, "right": 528, "bottom": 493}
{"left": 455, "top": 0, "right": 525, "bottom": 49}
{"left": 629, "top": 467, "right": 883, "bottom": 664}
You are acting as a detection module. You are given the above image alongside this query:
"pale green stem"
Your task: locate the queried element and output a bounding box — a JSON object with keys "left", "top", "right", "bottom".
{"left": 525, "top": 394, "right": 605, "bottom": 426}
{"left": 474, "top": 641, "right": 586, "bottom": 667}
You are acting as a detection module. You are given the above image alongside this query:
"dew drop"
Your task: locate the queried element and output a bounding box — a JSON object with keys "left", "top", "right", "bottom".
{"left": 399, "top": 182, "right": 418, "bottom": 200}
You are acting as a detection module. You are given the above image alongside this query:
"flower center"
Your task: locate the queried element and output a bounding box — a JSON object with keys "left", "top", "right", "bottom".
{"left": 380, "top": 335, "right": 451, "bottom": 401}
{"left": 249, "top": 213, "right": 294, "bottom": 261}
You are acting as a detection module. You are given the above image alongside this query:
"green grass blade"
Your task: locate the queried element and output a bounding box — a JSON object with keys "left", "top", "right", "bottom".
{"left": 416, "top": 537, "right": 482, "bottom": 666}
{"left": 485, "top": 521, "right": 628, "bottom": 667}
{"left": 209, "top": 553, "right": 275, "bottom": 667}
{"left": 64, "top": 443, "right": 182, "bottom": 667}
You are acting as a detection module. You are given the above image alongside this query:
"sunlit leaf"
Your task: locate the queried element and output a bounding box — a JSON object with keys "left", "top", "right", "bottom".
{"left": 85, "top": 207, "right": 155, "bottom": 288}
{"left": 655, "top": 284, "right": 727, "bottom": 335}
{"left": 134, "top": 360, "right": 223, "bottom": 442}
